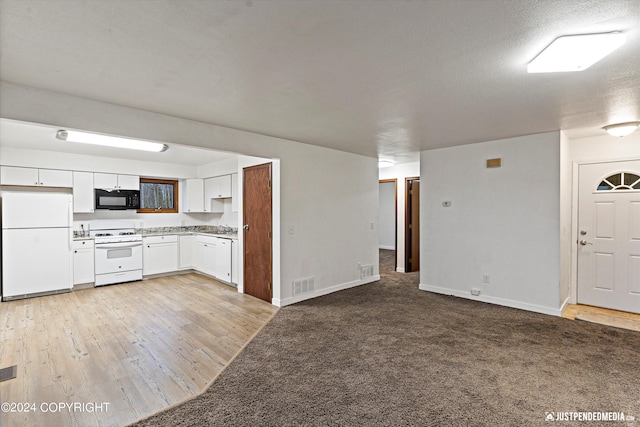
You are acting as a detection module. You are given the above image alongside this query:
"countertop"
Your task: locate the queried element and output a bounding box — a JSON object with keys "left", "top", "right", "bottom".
{"left": 74, "top": 231, "right": 238, "bottom": 241}
{"left": 142, "top": 231, "right": 238, "bottom": 239}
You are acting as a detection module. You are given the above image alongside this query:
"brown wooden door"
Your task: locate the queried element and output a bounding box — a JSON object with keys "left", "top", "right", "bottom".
{"left": 243, "top": 163, "right": 272, "bottom": 302}
{"left": 405, "top": 178, "right": 420, "bottom": 272}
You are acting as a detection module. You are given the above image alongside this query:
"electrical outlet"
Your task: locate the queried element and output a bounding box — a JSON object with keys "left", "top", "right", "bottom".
{"left": 370, "top": 222, "right": 375, "bottom": 230}
{"left": 482, "top": 275, "right": 490, "bottom": 284}
{"left": 471, "top": 288, "right": 481, "bottom": 296}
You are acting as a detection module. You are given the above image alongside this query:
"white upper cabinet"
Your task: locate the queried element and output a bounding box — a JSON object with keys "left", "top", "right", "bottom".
{"left": 73, "top": 171, "right": 94, "bottom": 213}
{"left": 210, "top": 175, "right": 232, "bottom": 199}
{"left": 39, "top": 169, "right": 73, "bottom": 187}
{"left": 203, "top": 177, "right": 224, "bottom": 213}
{"left": 231, "top": 173, "right": 239, "bottom": 213}
{"left": 183, "top": 179, "right": 205, "bottom": 213}
{"left": 1, "top": 166, "right": 72, "bottom": 187}
{"left": 117, "top": 174, "right": 140, "bottom": 190}
{"left": 94, "top": 173, "right": 139, "bottom": 190}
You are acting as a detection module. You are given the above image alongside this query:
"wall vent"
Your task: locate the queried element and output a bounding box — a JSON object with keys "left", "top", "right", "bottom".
{"left": 292, "top": 276, "right": 315, "bottom": 296}
{"left": 360, "top": 264, "right": 374, "bottom": 279}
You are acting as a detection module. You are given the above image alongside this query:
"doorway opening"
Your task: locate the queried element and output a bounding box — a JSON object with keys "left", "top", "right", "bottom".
{"left": 405, "top": 177, "right": 420, "bottom": 272}
{"left": 379, "top": 179, "right": 397, "bottom": 274}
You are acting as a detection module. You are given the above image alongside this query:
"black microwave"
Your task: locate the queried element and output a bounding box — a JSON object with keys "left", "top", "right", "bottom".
{"left": 95, "top": 189, "right": 140, "bottom": 210}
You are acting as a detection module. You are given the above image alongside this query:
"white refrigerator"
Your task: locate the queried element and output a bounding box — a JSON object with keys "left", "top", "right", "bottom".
{"left": 1, "top": 190, "right": 73, "bottom": 300}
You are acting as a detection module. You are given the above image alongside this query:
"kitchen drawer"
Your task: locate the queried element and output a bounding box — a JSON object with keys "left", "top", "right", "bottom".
{"left": 196, "top": 234, "right": 218, "bottom": 245}
{"left": 143, "top": 235, "right": 178, "bottom": 244}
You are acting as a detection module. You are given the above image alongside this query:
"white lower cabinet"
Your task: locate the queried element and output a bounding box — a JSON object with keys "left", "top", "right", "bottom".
{"left": 143, "top": 235, "right": 178, "bottom": 276}
{"left": 231, "top": 239, "right": 238, "bottom": 285}
{"left": 179, "top": 234, "right": 196, "bottom": 270}
{"left": 195, "top": 235, "right": 217, "bottom": 277}
{"left": 214, "top": 238, "right": 232, "bottom": 283}
{"left": 73, "top": 239, "right": 94, "bottom": 285}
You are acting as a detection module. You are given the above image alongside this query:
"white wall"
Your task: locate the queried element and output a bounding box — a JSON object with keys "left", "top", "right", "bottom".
{"left": 0, "top": 82, "right": 380, "bottom": 306}
{"left": 569, "top": 131, "right": 640, "bottom": 163}
{"left": 378, "top": 162, "right": 420, "bottom": 272}
{"left": 420, "top": 132, "right": 563, "bottom": 316}
{"left": 378, "top": 181, "right": 396, "bottom": 250}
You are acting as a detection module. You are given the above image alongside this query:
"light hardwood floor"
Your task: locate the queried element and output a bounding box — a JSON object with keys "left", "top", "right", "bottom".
{"left": 562, "top": 303, "right": 640, "bottom": 331}
{"left": 0, "top": 273, "right": 277, "bottom": 427}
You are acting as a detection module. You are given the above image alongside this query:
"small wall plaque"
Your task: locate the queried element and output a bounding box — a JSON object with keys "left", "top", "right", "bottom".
{"left": 486, "top": 158, "right": 502, "bottom": 168}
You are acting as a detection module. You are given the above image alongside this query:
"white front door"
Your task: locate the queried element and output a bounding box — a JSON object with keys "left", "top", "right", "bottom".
{"left": 577, "top": 160, "right": 640, "bottom": 314}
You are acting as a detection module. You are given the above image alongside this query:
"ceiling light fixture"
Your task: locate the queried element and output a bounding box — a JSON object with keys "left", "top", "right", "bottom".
{"left": 602, "top": 121, "right": 640, "bottom": 137}
{"left": 378, "top": 159, "right": 395, "bottom": 168}
{"left": 527, "top": 32, "right": 626, "bottom": 73}
{"left": 56, "top": 130, "right": 169, "bottom": 152}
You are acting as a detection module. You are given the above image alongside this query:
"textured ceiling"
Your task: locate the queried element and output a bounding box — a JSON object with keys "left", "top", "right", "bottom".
{"left": 0, "top": 0, "right": 639, "bottom": 162}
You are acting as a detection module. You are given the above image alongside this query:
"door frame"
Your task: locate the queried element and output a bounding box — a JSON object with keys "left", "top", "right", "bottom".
{"left": 379, "top": 179, "right": 398, "bottom": 270}
{"left": 569, "top": 157, "right": 640, "bottom": 306}
{"left": 405, "top": 176, "right": 420, "bottom": 272}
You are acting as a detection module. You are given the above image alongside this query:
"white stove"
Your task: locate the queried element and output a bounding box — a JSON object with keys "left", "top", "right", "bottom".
{"left": 90, "top": 221, "right": 143, "bottom": 286}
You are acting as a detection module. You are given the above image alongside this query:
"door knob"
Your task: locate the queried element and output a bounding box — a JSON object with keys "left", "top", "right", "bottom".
{"left": 243, "top": 224, "right": 249, "bottom": 230}
{"left": 579, "top": 240, "right": 593, "bottom": 246}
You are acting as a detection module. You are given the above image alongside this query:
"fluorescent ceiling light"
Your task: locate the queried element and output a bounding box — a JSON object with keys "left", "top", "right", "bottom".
{"left": 378, "top": 159, "right": 395, "bottom": 168}
{"left": 56, "top": 130, "right": 168, "bottom": 152}
{"left": 527, "top": 32, "right": 626, "bottom": 73}
{"left": 603, "top": 121, "right": 640, "bottom": 137}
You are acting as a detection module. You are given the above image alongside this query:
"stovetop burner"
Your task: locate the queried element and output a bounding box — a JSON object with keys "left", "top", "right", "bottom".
{"left": 90, "top": 221, "right": 142, "bottom": 243}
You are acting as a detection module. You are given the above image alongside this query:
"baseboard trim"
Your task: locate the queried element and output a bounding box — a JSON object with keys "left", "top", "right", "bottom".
{"left": 378, "top": 245, "right": 396, "bottom": 250}
{"left": 274, "top": 275, "right": 380, "bottom": 307}
{"left": 419, "top": 284, "right": 563, "bottom": 317}
{"left": 559, "top": 296, "right": 570, "bottom": 314}
{"left": 396, "top": 267, "right": 406, "bottom": 273}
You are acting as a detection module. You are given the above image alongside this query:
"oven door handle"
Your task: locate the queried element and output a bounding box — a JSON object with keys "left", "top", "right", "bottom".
{"left": 95, "top": 242, "right": 142, "bottom": 249}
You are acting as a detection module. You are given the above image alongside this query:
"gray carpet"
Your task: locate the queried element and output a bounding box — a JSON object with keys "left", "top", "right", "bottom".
{"left": 131, "top": 250, "right": 640, "bottom": 426}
